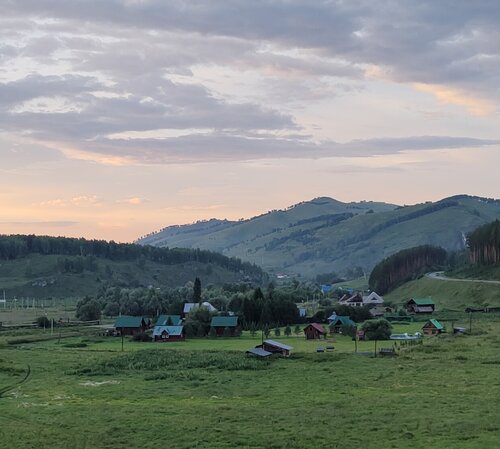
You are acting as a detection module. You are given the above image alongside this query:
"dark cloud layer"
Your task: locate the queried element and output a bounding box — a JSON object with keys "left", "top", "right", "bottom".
{"left": 0, "top": 1, "right": 498, "bottom": 164}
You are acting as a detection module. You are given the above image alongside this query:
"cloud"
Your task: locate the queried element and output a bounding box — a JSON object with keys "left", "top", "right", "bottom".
{"left": 0, "top": 221, "right": 78, "bottom": 228}
{"left": 0, "top": 1, "right": 499, "bottom": 165}
{"left": 36, "top": 196, "right": 102, "bottom": 207}
{"left": 117, "top": 197, "right": 148, "bottom": 205}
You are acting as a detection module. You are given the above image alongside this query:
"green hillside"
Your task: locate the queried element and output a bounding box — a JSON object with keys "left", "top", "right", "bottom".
{"left": 139, "top": 195, "right": 500, "bottom": 278}
{"left": 0, "top": 236, "right": 266, "bottom": 299}
{"left": 385, "top": 275, "right": 500, "bottom": 310}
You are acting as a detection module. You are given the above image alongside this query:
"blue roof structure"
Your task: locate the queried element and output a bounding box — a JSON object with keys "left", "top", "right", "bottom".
{"left": 156, "top": 315, "right": 182, "bottom": 326}
{"left": 153, "top": 325, "right": 184, "bottom": 337}
{"left": 264, "top": 339, "right": 293, "bottom": 351}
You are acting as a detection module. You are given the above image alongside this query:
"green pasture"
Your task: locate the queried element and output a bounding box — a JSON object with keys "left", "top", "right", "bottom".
{"left": 1, "top": 317, "right": 499, "bottom": 449}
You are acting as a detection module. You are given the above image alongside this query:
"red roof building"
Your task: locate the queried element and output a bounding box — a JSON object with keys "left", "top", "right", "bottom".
{"left": 304, "top": 323, "right": 326, "bottom": 340}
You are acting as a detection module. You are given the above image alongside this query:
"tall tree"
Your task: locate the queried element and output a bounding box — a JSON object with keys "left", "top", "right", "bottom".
{"left": 193, "top": 277, "right": 202, "bottom": 304}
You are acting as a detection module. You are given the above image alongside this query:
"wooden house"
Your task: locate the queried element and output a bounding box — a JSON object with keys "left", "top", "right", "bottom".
{"left": 257, "top": 339, "right": 293, "bottom": 357}
{"left": 304, "top": 323, "right": 326, "bottom": 340}
{"left": 406, "top": 297, "right": 435, "bottom": 314}
{"left": 113, "top": 316, "right": 150, "bottom": 336}
{"left": 210, "top": 316, "right": 239, "bottom": 336}
{"left": 156, "top": 314, "right": 182, "bottom": 326}
{"left": 422, "top": 319, "right": 445, "bottom": 336}
{"left": 153, "top": 325, "right": 185, "bottom": 342}
{"left": 328, "top": 316, "right": 355, "bottom": 334}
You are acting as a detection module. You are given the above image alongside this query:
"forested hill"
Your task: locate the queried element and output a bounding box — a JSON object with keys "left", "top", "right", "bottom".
{"left": 138, "top": 195, "right": 500, "bottom": 278}
{"left": 0, "top": 235, "right": 266, "bottom": 299}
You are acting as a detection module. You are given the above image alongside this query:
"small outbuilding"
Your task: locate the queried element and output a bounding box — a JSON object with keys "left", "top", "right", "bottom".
{"left": 257, "top": 339, "right": 293, "bottom": 357}
{"left": 246, "top": 347, "right": 273, "bottom": 358}
{"left": 113, "top": 316, "right": 150, "bottom": 336}
{"left": 153, "top": 325, "right": 185, "bottom": 342}
{"left": 422, "top": 319, "right": 445, "bottom": 336}
{"left": 210, "top": 316, "right": 239, "bottom": 336}
{"left": 406, "top": 297, "right": 435, "bottom": 314}
{"left": 304, "top": 323, "right": 326, "bottom": 340}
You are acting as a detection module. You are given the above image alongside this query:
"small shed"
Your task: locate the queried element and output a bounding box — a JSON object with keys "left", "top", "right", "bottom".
{"left": 156, "top": 314, "right": 182, "bottom": 326}
{"left": 210, "top": 316, "right": 239, "bottom": 336}
{"left": 246, "top": 347, "right": 273, "bottom": 358}
{"left": 406, "top": 298, "right": 435, "bottom": 314}
{"left": 329, "top": 316, "right": 355, "bottom": 334}
{"left": 153, "top": 325, "right": 185, "bottom": 342}
{"left": 258, "top": 339, "right": 293, "bottom": 357}
{"left": 304, "top": 323, "right": 326, "bottom": 340}
{"left": 422, "top": 319, "right": 445, "bottom": 336}
{"left": 114, "top": 316, "right": 150, "bottom": 336}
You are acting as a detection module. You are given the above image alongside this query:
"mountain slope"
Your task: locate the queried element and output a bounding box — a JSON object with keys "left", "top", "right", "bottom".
{"left": 138, "top": 195, "right": 500, "bottom": 278}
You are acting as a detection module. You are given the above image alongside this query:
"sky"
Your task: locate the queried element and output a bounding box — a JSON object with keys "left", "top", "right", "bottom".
{"left": 1, "top": 0, "right": 499, "bottom": 242}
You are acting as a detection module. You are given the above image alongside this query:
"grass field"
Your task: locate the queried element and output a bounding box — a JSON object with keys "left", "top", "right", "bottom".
{"left": 385, "top": 275, "right": 500, "bottom": 309}
{"left": 1, "top": 316, "right": 499, "bottom": 449}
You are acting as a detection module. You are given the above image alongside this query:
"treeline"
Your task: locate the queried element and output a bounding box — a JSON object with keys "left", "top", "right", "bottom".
{"left": 0, "top": 234, "right": 265, "bottom": 280}
{"left": 76, "top": 282, "right": 308, "bottom": 328}
{"left": 467, "top": 220, "right": 500, "bottom": 265}
{"left": 369, "top": 245, "right": 447, "bottom": 294}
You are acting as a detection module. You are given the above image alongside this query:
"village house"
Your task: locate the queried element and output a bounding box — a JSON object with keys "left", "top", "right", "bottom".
{"left": 328, "top": 316, "right": 356, "bottom": 334}
{"left": 210, "top": 316, "right": 239, "bottom": 336}
{"left": 339, "top": 291, "right": 384, "bottom": 307}
{"left": 113, "top": 316, "right": 151, "bottom": 336}
{"left": 304, "top": 323, "right": 326, "bottom": 339}
{"left": 422, "top": 319, "right": 445, "bottom": 336}
{"left": 406, "top": 297, "right": 435, "bottom": 314}
{"left": 153, "top": 325, "right": 186, "bottom": 342}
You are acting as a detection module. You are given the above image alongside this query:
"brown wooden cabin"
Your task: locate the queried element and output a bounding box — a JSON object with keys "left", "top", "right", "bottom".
{"left": 210, "top": 316, "right": 239, "bottom": 336}
{"left": 422, "top": 319, "right": 445, "bottom": 336}
{"left": 304, "top": 323, "right": 326, "bottom": 340}
{"left": 113, "top": 316, "right": 150, "bottom": 336}
{"left": 406, "top": 298, "right": 435, "bottom": 314}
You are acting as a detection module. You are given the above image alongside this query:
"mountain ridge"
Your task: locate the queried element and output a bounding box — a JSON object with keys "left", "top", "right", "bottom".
{"left": 138, "top": 194, "right": 500, "bottom": 278}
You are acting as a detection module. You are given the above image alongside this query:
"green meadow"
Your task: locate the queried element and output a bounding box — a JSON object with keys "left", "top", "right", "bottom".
{"left": 1, "top": 317, "right": 499, "bottom": 449}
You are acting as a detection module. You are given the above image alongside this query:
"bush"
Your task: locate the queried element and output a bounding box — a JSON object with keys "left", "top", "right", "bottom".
{"left": 36, "top": 316, "right": 51, "bottom": 328}
{"left": 132, "top": 332, "right": 152, "bottom": 342}
{"left": 361, "top": 319, "right": 392, "bottom": 341}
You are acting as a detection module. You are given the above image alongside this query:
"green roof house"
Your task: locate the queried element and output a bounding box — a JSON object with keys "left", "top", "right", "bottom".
{"left": 329, "top": 316, "right": 356, "bottom": 334}
{"left": 406, "top": 297, "right": 435, "bottom": 314}
{"left": 156, "top": 315, "right": 182, "bottom": 326}
{"left": 113, "top": 316, "right": 150, "bottom": 336}
{"left": 210, "top": 316, "right": 239, "bottom": 337}
{"left": 422, "top": 319, "right": 445, "bottom": 336}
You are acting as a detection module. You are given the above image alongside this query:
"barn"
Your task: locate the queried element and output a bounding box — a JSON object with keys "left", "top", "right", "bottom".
{"left": 304, "top": 323, "right": 326, "bottom": 340}
{"left": 153, "top": 325, "right": 185, "bottom": 342}
{"left": 113, "top": 316, "right": 150, "bottom": 336}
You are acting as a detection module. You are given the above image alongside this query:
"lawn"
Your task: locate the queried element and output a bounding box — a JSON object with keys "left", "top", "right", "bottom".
{"left": 1, "top": 317, "right": 499, "bottom": 449}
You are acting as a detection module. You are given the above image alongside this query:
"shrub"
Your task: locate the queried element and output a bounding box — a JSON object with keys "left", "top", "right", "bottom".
{"left": 132, "top": 332, "right": 152, "bottom": 342}
{"left": 36, "top": 316, "right": 51, "bottom": 328}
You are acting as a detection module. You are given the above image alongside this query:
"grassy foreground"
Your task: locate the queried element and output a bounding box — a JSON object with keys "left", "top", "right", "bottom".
{"left": 1, "top": 318, "right": 499, "bottom": 449}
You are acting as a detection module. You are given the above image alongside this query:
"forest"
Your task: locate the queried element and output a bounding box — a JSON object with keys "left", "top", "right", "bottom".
{"left": 0, "top": 234, "right": 265, "bottom": 280}
{"left": 368, "top": 245, "right": 447, "bottom": 294}
{"left": 467, "top": 220, "right": 500, "bottom": 265}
